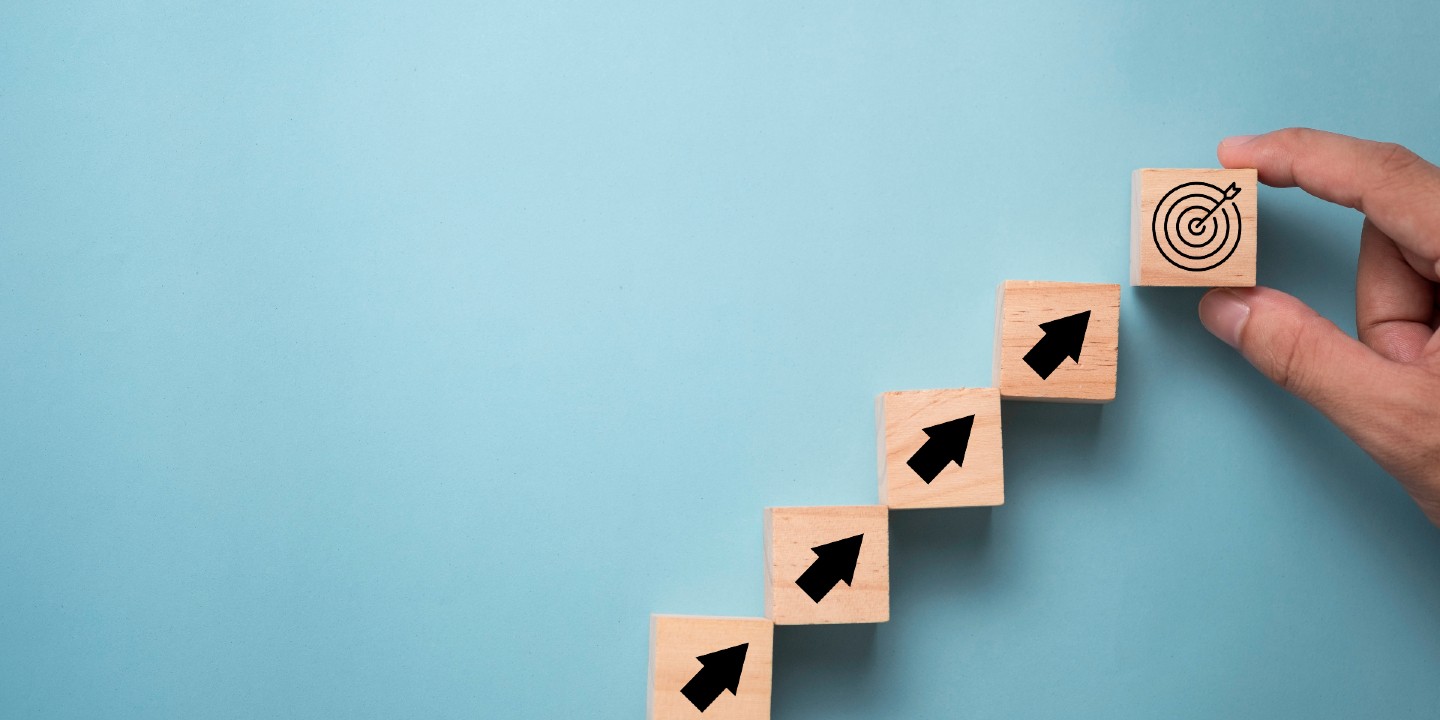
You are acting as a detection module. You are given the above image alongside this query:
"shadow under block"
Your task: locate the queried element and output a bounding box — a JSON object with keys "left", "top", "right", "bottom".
{"left": 764, "top": 506, "right": 889, "bottom": 625}
{"left": 1131, "top": 168, "right": 1258, "bottom": 287}
{"left": 877, "top": 388, "right": 1003, "bottom": 509}
{"left": 648, "top": 615, "right": 774, "bottom": 720}
{"left": 993, "top": 281, "right": 1120, "bottom": 403}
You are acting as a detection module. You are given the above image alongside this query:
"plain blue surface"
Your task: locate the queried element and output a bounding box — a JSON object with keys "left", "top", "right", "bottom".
{"left": 3, "top": 2, "right": 1439, "bottom": 718}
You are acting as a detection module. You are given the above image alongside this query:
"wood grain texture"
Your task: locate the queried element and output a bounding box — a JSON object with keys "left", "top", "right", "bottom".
{"left": 648, "top": 615, "right": 773, "bottom": 720}
{"left": 763, "top": 506, "right": 889, "bottom": 625}
{"left": 993, "top": 280, "right": 1120, "bottom": 403}
{"left": 877, "top": 388, "right": 1003, "bottom": 509}
{"left": 1131, "top": 168, "right": 1257, "bottom": 286}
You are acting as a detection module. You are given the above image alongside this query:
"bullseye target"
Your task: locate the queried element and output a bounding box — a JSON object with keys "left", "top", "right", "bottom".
{"left": 1151, "top": 181, "right": 1243, "bottom": 272}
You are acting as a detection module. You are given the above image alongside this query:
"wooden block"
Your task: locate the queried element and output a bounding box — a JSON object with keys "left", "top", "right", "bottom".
{"left": 764, "top": 506, "right": 888, "bottom": 625}
{"left": 877, "top": 388, "right": 1003, "bottom": 509}
{"left": 993, "top": 280, "right": 1120, "bottom": 403}
{"left": 1131, "top": 168, "right": 1258, "bottom": 286}
{"left": 648, "top": 615, "right": 773, "bottom": 720}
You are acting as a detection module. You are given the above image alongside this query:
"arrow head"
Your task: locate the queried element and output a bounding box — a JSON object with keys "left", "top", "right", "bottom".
{"left": 696, "top": 643, "right": 748, "bottom": 694}
{"left": 811, "top": 534, "right": 863, "bottom": 586}
{"left": 922, "top": 414, "right": 974, "bottom": 445}
{"left": 1038, "top": 310, "right": 1090, "bottom": 362}
{"left": 680, "top": 642, "right": 749, "bottom": 711}
{"left": 907, "top": 415, "right": 975, "bottom": 483}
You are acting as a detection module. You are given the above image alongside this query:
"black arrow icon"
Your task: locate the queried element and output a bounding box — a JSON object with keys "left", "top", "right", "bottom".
{"left": 680, "top": 642, "right": 748, "bottom": 712}
{"left": 795, "top": 534, "right": 863, "bottom": 603}
{"left": 1022, "top": 310, "right": 1091, "bottom": 380}
{"left": 906, "top": 415, "right": 975, "bottom": 483}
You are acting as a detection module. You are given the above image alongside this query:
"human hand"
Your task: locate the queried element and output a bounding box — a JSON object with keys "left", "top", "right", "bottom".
{"left": 1198, "top": 128, "right": 1440, "bottom": 527}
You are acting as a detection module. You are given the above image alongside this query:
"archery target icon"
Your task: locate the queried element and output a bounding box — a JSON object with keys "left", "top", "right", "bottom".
{"left": 1151, "top": 181, "right": 1244, "bottom": 272}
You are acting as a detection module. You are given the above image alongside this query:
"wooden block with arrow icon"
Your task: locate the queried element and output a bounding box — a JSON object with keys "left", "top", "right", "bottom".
{"left": 764, "top": 506, "right": 889, "bottom": 625}
{"left": 993, "top": 280, "right": 1120, "bottom": 403}
{"left": 1131, "top": 168, "right": 1257, "bottom": 287}
{"left": 648, "top": 615, "right": 774, "bottom": 720}
{"left": 877, "top": 388, "right": 1004, "bottom": 509}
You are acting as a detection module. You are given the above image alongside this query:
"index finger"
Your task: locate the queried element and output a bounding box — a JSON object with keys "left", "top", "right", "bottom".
{"left": 1217, "top": 128, "right": 1440, "bottom": 267}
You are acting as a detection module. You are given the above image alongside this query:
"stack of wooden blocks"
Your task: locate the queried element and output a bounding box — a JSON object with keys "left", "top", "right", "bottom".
{"left": 648, "top": 168, "right": 1259, "bottom": 719}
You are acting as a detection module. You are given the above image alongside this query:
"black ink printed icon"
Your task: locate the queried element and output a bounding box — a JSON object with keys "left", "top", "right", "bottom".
{"left": 680, "top": 643, "right": 748, "bottom": 712}
{"left": 1023, "top": 310, "right": 1090, "bottom": 380}
{"left": 1152, "top": 181, "right": 1244, "bottom": 271}
{"left": 795, "top": 534, "right": 863, "bottom": 603}
{"left": 906, "top": 415, "right": 975, "bottom": 484}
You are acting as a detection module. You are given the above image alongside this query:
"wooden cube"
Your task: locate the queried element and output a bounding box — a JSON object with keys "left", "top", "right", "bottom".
{"left": 648, "top": 615, "right": 774, "bottom": 720}
{"left": 764, "top": 506, "right": 888, "bottom": 625}
{"left": 993, "top": 281, "right": 1120, "bottom": 403}
{"left": 1131, "top": 168, "right": 1258, "bottom": 286}
{"left": 877, "top": 388, "right": 1003, "bottom": 509}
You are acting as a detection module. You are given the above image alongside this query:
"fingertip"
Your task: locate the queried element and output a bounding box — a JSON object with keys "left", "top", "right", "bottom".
{"left": 1217, "top": 134, "right": 1260, "bottom": 167}
{"left": 1199, "top": 288, "right": 1252, "bottom": 349}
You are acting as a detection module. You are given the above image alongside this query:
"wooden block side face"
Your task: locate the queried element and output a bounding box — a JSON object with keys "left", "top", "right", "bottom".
{"left": 764, "top": 506, "right": 889, "bottom": 625}
{"left": 649, "top": 615, "right": 774, "bottom": 720}
{"left": 995, "top": 281, "right": 1120, "bottom": 403}
{"left": 1131, "top": 168, "right": 1257, "bottom": 287}
{"left": 878, "top": 389, "right": 1003, "bottom": 509}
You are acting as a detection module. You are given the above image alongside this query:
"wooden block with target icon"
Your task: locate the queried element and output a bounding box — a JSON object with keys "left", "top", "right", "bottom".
{"left": 648, "top": 615, "right": 774, "bottom": 720}
{"left": 1131, "top": 168, "right": 1258, "bottom": 286}
{"left": 993, "top": 280, "right": 1121, "bottom": 403}
{"left": 764, "top": 506, "right": 889, "bottom": 625}
{"left": 877, "top": 388, "right": 1004, "bottom": 509}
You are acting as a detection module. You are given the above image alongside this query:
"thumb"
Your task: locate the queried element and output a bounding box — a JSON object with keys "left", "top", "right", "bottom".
{"left": 1198, "top": 287, "right": 1398, "bottom": 434}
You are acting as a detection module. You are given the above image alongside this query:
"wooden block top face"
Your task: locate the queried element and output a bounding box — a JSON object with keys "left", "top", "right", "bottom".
{"left": 1131, "top": 168, "right": 1258, "bottom": 287}
{"left": 649, "top": 615, "right": 773, "bottom": 720}
{"left": 764, "top": 506, "right": 888, "bottom": 625}
{"left": 877, "top": 388, "right": 1003, "bottom": 509}
{"left": 994, "top": 281, "right": 1120, "bottom": 403}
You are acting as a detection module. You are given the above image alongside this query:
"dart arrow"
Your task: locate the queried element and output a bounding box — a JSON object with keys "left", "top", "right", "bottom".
{"left": 906, "top": 415, "right": 975, "bottom": 483}
{"left": 1022, "top": 310, "right": 1090, "bottom": 380}
{"left": 680, "top": 643, "right": 748, "bottom": 712}
{"left": 795, "top": 534, "right": 863, "bottom": 603}
{"left": 1187, "top": 182, "right": 1242, "bottom": 233}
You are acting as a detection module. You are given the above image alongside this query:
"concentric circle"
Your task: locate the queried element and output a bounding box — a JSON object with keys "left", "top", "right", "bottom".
{"left": 1151, "top": 182, "right": 1243, "bottom": 272}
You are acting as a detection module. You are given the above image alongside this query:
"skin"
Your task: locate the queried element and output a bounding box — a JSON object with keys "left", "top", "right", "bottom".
{"left": 1197, "top": 128, "right": 1440, "bottom": 527}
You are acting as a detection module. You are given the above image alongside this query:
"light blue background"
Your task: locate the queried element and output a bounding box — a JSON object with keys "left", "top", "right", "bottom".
{"left": 3, "top": 1, "right": 1438, "bottom": 718}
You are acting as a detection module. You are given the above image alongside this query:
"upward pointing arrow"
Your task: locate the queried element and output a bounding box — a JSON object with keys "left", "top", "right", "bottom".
{"left": 906, "top": 415, "right": 975, "bottom": 484}
{"left": 794, "top": 534, "right": 864, "bottom": 603}
{"left": 1022, "top": 310, "right": 1091, "bottom": 380}
{"left": 680, "top": 643, "right": 749, "bottom": 712}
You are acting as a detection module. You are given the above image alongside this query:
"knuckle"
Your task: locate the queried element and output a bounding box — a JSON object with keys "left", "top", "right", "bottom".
{"left": 1359, "top": 141, "right": 1437, "bottom": 215}
{"left": 1266, "top": 314, "right": 1334, "bottom": 398}
{"left": 1374, "top": 141, "right": 1423, "bottom": 176}
{"left": 1272, "top": 127, "right": 1315, "bottom": 147}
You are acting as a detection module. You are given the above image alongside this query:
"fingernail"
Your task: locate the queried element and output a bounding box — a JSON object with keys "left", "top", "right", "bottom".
{"left": 1199, "top": 289, "right": 1251, "bottom": 348}
{"left": 1220, "top": 134, "right": 1258, "bottom": 148}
